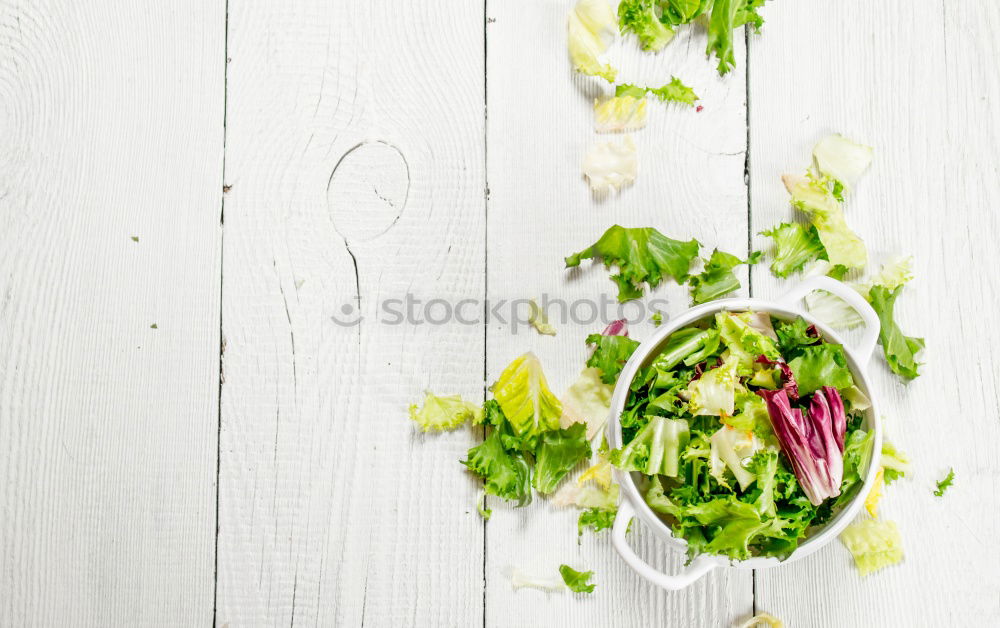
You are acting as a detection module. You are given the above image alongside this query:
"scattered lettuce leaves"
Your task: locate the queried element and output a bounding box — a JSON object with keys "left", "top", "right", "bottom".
{"left": 578, "top": 508, "right": 616, "bottom": 536}
{"left": 760, "top": 222, "right": 826, "bottom": 278}
{"left": 783, "top": 173, "right": 867, "bottom": 271}
{"left": 617, "top": 0, "right": 675, "bottom": 51}
{"left": 408, "top": 392, "right": 483, "bottom": 432}
{"left": 533, "top": 422, "right": 592, "bottom": 494}
{"left": 565, "top": 225, "right": 700, "bottom": 301}
{"left": 568, "top": 0, "right": 618, "bottom": 82}
{"left": 868, "top": 285, "right": 924, "bottom": 380}
{"left": 586, "top": 333, "right": 641, "bottom": 384}
{"left": 616, "top": 77, "right": 699, "bottom": 106}
{"left": 490, "top": 353, "right": 563, "bottom": 450}
{"left": 689, "top": 249, "right": 762, "bottom": 304}
{"left": 934, "top": 468, "right": 955, "bottom": 497}
{"left": 462, "top": 430, "right": 533, "bottom": 506}
{"left": 559, "top": 564, "right": 596, "bottom": 593}
{"left": 840, "top": 518, "right": 904, "bottom": 576}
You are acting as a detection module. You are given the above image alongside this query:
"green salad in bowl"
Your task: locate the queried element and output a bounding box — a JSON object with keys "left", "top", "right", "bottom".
{"left": 610, "top": 310, "right": 876, "bottom": 562}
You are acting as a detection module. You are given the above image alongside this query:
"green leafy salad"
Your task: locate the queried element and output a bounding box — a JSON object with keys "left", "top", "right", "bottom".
{"left": 606, "top": 310, "right": 876, "bottom": 561}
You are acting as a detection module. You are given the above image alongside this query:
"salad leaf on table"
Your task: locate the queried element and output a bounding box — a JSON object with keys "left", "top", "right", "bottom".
{"left": 783, "top": 173, "right": 867, "bottom": 272}
{"left": 408, "top": 391, "right": 483, "bottom": 432}
{"left": 565, "top": 225, "right": 700, "bottom": 301}
{"left": 593, "top": 95, "right": 647, "bottom": 133}
{"left": 934, "top": 468, "right": 955, "bottom": 497}
{"left": 706, "top": 0, "right": 766, "bottom": 75}
{"left": 839, "top": 518, "right": 904, "bottom": 576}
{"left": 490, "top": 352, "right": 563, "bottom": 450}
{"left": 533, "top": 422, "right": 592, "bottom": 494}
{"left": 760, "top": 222, "right": 826, "bottom": 279}
{"left": 462, "top": 430, "right": 533, "bottom": 506}
{"left": 559, "top": 564, "right": 597, "bottom": 593}
{"left": 617, "top": 0, "right": 675, "bottom": 51}
{"left": 568, "top": 0, "right": 618, "bottom": 82}
{"left": 616, "top": 78, "right": 699, "bottom": 106}
{"left": 868, "top": 285, "right": 924, "bottom": 380}
{"left": 578, "top": 507, "right": 616, "bottom": 536}
{"left": 812, "top": 134, "right": 874, "bottom": 190}
{"left": 688, "top": 249, "right": 762, "bottom": 304}
{"left": 583, "top": 136, "right": 638, "bottom": 193}
{"left": 880, "top": 441, "right": 911, "bottom": 485}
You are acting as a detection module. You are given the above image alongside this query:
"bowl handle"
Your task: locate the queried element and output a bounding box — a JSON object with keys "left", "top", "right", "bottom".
{"left": 611, "top": 501, "right": 716, "bottom": 591}
{"left": 776, "top": 276, "right": 881, "bottom": 364}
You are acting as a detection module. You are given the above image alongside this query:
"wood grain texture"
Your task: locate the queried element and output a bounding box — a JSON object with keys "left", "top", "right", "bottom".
{"left": 485, "top": 2, "right": 753, "bottom": 625}
{"left": 217, "top": 1, "right": 486, "bottom": 625}
{"left": 0, "top": 1, "right": 224, "bottom": 625}
{"left": 749, "top": 1, "right": 1000, "bottom": 625}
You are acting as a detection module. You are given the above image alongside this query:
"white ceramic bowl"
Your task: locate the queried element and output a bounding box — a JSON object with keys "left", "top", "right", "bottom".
{"left": 609, "top": 276, "right": 884, "bottom": 590}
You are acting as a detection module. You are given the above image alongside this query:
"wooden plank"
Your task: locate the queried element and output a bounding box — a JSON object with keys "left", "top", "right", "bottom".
{"left": 0, "top": 1, "right": 224, "bottom": 625}
{"left": 749, "top": 1, "right": 1000, "bottom": 625}
{"left": 485, "top": 2, "right": 753, "bottom": 625}
{"left": 217, "top": 1, "right": 486, "bottom": 625}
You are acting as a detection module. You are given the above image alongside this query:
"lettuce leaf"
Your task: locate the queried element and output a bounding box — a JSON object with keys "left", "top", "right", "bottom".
{"left": 568, "top": 0, "right": 618, "bottom": 82}
{"left": 533, "top": 422, "right": 592, "bottom": 494}
{"left": 760, "top": 222, "right": 826, "bottom": 278}
{"left": 880, "top": 441, "right": 911, "bottom": 484}
{"left": 686, "top": 353, "right": 740, "bottom": 415}
{"left": 812, "top": 134, "right": 873, "bottom": 190}
{"left": 804, "top": 289, "right": 865, "bottom": 330}
{"left": 583, "top": 135, "right": 638, "bottom": 193}
{"left": 462, "top": 430, "right": 532, "bottom": 506}
{"left": 934, "top": 468, "right": 955, "bottom": 497}
{"left": 560, "top": 367, "right": 615, "bottom": 440}
{"left": 787, "top": 344, "right": 854, "bottom": 395}
{"left": 840, "top": 518, "right": 904, "bottom": 576}
{"left": 868, "top": 285, "right": 924, "bottom": 379}
{"left": 559, "top": 564, "right": 596, "bottom": 593}
{"left": 774, "top": 317, "right": 820, "bottom": 355}
{"left": 565, "top": 225, "right": 700, "bottom": 301}
{"left": 578, "top": 508, "right": 616, "bottom": 536}
{"left": 586, "top": 333, "right": 641, "bottom": 384}
{"left": 408, "top": 391, "right": 483, "bottom": 432}
{"left": 490, "top": 352, "right": 563, "bottom": 450}
{"left": 717, "top": 311, "right": 781, "bottom": 375}
{"left": 616, "top": 77, "right": 699, "bottom": 106}
{"left": 617, "top": 0, "right": 675, "bottom": 51}
{"left": 709, "top": 425, "right": 760, "bottom": 490}
{"left": 783, "top": 173, "right": 867, "bottom": 271}
{"left": 706, "top": 0, "right": 765, "bottom": 75}
{"left": 593, "top": 95, "right": 648, "bottom": 133}
{"left": 689, "top": 249, "right": 762, "bottom": 304}
{"left": 610, "top": 416, "right": 690, "bottom": 476}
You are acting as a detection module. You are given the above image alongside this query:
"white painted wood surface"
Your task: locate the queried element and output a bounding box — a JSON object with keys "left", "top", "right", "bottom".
{"left": 3, "top": 1, "right": 1000, "bottom": 626}
{"left": 0, "top": 1, "right": 224, "bottom": 626}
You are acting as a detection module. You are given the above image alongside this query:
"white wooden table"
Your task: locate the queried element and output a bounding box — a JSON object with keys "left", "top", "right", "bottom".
{"left": 2, "top": 1, "right": 999, "bottom": 626}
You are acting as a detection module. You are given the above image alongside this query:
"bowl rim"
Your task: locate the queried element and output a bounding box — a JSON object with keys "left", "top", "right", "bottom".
{"left": 607, "top": 295, "right": 883, "bottom": 569}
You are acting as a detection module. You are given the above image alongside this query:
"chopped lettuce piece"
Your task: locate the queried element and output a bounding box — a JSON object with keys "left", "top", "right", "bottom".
{"left": 408, "top": 391, "right": 483, "bottom": 432}
{"left": 616, "top": 77, "right": 699, "bottom": 106}
{"left": 559, "top": 564, "right": 596, "bottom": 593}
{"left": 689, "top": 249, "right": 761, "bottom": 304}
{"left": 527, "top": 299, "right": 557, "bottom": 336}
{"left": 565, "top": 225, "right": 700, "bottom": 301}
{"left": 578, "top": 508, "right": 616, "bottom": 536}
{"left": 709, "top": 425, "right": 761, "bottom": 490}
{"left": 934, "top": 468, "right": 955, "bottom": 497}
{"left": 552, "top": 480, "right": 620, "bottom": 510}
{"left": 774, "top": 317, "right": 820, "bottom": 356}
{"left": 568, "top": 0, "right": 618, "bottom": 82}
{"left": 804, "top": 289, "right": 864, "bottom": 330}
{"left": 490, "top": 352, "right": 563, "bottom": 450}
{"left": 723, "top": 391, "right": 776, "bottom": 444}
{"left": 787, "top": 344, "right": 854, "bottom": 395}
{"left": 686, "top": 354, "right": 739, "bottom": 415}
{"left": 578, "top": 458, "right": 613, "bottom": 489}
{"left": 510, "top": 568, "right": 567, "bottom": 592}
{"left": 582, "top": 135, "right": 637, "bottom": 193}
{"left": 477, "top": 492, "right": 492, "bottom": 520}
{"left": 593, "top": 95, "right": 648, "bottom": 132}
{"left": 586, "top": 333, "right": 641, "bottom": 384}
{"left": 462, "top": 430, "right": 532, "bottom": 506}
{"left": 812, "top": 134, "right": 873, "bottom": 190}
{"left": 706, "top": 0, "right": 765, "bottom": 76}
{"left": 717, "top": 312, "right": 781, "bottom": 375}
{"left": 610, "top": 416, "right": 690, "bottom": 476}
{"left": 840, "top": 518, "right": 904, "bottom": 576}
{"left": 533, "top": 422, "right": 592, "bottom": 494}
{"left": 880, "top": 441, "right": 910, "bottom": 484}
{"left": 738, "top": 612, "right": 786, "bottom": 628}
{"left": 560, "top": 367, "right": 614, "bottom": 440}
{"left": 862, "top": 255, "right": 913, "bottom": 292}
{"left": 760, "top": 222, "right": 827, "bottom": 278}
{"left": 652, "top": 311, "right": 663, "bottom": 326}
{"left": 617, "top": 0, "right": 675, "bottom": 51}
{"left": 783, "top": 173, "right": 867, "bottom": 271}
{"left": 868, "top": 285, "right": 924, "bottom": 380}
